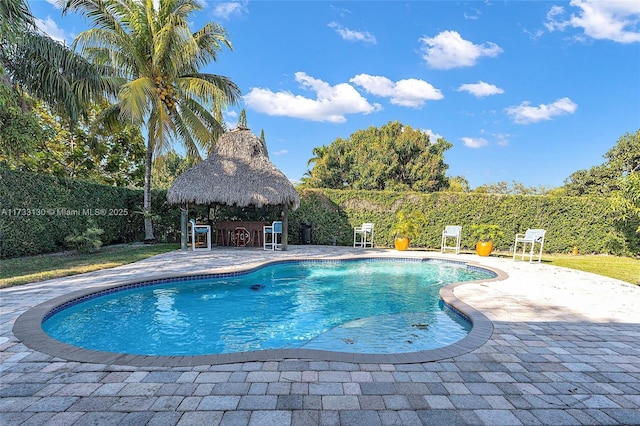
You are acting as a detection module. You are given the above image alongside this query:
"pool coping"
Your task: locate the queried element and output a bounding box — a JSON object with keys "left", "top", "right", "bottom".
{"left": 12, "top": 256, "right": 508, "bottom": 367}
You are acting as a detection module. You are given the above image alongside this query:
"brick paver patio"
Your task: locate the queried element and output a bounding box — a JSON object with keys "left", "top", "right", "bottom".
{"left": 1, "top": 246, "right": 639, "bottom": 425}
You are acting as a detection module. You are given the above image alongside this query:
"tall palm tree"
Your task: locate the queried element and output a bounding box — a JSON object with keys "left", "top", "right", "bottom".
{"left": 63, "top": 0, "right": 241, "bottom": 241}
{"left": 1, "top": 0, "right": 106, "bottom": 123}
{"left": 0, "top": 0, "right": 34, "bottom": 41}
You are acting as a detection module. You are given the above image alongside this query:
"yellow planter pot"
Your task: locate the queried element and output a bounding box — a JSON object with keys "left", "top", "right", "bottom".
{"left": 394, "top": 237, "right": 410, "bottom": 251}
{"left": 475, "top": 241, "right": 493, "bottom": 256}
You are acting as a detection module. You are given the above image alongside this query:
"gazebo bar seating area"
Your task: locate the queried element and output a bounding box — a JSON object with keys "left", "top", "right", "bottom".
{"left": 167, "top": 127, "right": 300, "bottom": 251}
{"left": 188, "top": 219, "right": 212, "bottom": 251}
{"left": 263, "top": 221, "right": 283, "bottom": 250}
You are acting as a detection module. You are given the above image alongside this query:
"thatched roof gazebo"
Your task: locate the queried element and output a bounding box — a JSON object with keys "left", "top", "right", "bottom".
{"left": 167, "top": 128, "right": 300, "bottom": 250}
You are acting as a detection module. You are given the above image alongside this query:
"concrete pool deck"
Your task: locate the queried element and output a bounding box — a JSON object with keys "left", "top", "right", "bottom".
{"left": 1, "top": 246, "right": 639, "bottom": 425}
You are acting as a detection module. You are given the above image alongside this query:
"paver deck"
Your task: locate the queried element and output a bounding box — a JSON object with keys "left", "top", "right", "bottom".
{"left": 1, "top": 245, "right": 639, "bottom": 425}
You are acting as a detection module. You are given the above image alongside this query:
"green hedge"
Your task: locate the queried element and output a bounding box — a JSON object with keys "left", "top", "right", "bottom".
{"left": 0, "top": 167, "right": 185, "bottom": 258}
{"left": 289, "top": 189, "right": 637, "bottom": 255}
{"left": 2, "top": 168, "right": 637, "bottom": 258}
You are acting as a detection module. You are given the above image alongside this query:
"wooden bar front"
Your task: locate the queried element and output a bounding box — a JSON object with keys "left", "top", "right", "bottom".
{"left": 215, "top": 221, "right": 270, "bottom": 247}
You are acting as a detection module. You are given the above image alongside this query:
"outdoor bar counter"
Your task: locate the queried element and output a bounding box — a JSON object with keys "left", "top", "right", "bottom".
{"left": 215, "top": 221, "right": 269, "bottom": 247}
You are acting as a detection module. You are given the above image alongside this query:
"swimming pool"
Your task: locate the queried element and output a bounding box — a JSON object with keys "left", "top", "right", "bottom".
{"left": 41, "top": 259, "right": 496, "bottom": 356}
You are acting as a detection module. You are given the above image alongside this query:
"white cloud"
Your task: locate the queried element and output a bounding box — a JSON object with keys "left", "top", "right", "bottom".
{"left": 45, "top": 0, "right": 62, "bottom": 8}
{"left": 546, "top": 0, "right": 640, "bottom": 43}
{"left": 461, "top": 137, "right": 489, "bottom": 148}
{"left": 457, "top": 81, "right": 504, "bottom": 97}
{"left": 506, "top": 97, "right": 578, "bottom": 124}
{"left": 494, "top": 133, "right": 512, "bottom": 147}
{"left": 464, "top": 8, "right": 481, "bottom": 20}
{"left": 244, "top": 72, "right": 381, "bottom": 123}
{"left": 222, "top": 110, "right": 237, "bottom": 130}
{"left": 212, "top": 1, "right": 247, "bottom": 20}
{"left": 328, "top": 22, "right": 377, "bottom": 44}
{"left": 35, "top": 17, "right": 68, "bottom": 44}
{"left": 422, "top": 129, "right": 444, "bottom": 144}
{"left": 272, "top": 149, "right": 288, "bottom": 156}
{"left": 350, "top": 74, "right": 443, "bottom": 108}
{"left": 419, "top": 30, "right": 503, "bottom": 70}
{"left": 329, "top": 5, "right": 351, "bottom": 18}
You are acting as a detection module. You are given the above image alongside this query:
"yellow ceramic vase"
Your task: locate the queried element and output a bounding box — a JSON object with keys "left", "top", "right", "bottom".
{"left": 475, "top": 241, "right": 493, "bottom": 256}
{"left": 394, "top": 237, "right": 410, "bottom": 251}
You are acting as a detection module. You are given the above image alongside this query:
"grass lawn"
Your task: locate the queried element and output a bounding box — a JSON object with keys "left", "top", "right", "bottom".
{"left": 546, "top": 254, "right": 639, "bottom": 285}
{"left": 0, "top": 243, "right": 180, "bottom": 288}
{"left": 1, "top": 244, "right": 638, "bottom": 287}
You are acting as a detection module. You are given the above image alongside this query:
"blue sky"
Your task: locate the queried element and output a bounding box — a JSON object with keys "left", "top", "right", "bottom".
{"left": 28, "top": 0, "right": 640, "bottom": 189}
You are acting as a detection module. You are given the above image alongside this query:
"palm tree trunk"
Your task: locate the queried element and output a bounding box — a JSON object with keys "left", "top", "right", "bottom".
{"left": 281, "top": 203, "right": 288, "bottom": 251}
{"left": 143, "top": 141, "right": 155, "bottom": 242}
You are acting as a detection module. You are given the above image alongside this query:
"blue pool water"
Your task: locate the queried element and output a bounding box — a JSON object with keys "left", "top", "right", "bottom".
{"left": 42, "top": 259, "right": 495, "bottom": 356}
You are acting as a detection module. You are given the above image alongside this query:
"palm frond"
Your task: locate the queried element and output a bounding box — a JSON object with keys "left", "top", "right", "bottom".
{"left": 5, "top": 31, "right": 106, "bottom": 123}
{"left": 175, "top": 98, "right": 216, "bottom": 151}
{"left": 192, "top": 22, "right": 233, "bottom": 64}
{"left": 118, "top": 77, "right": 154, "bottom": 123}
{"left": 1, "top": 0, "right": 35, "bottom": 39}
{"left": 171, "top": 110, "right": 202, "bottom": 161}
{"left": 177, "top": 74, "right": 240, "bottom": 106}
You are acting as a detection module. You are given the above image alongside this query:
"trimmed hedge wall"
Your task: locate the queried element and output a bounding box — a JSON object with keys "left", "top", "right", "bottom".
{"left": 0, "top": 167, "right": 185, "bottom": 258}
{"left": 2, "top": 168, "right": 637, "bottom": 258}
{"left": 289, "top": 189, "right": 638, "bottom": 255}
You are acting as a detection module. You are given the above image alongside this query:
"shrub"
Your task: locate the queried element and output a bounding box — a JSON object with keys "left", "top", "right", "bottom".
{"left": 65, "top": 223, "right": 104, "bottom": 253}
{"left": 468, "top": 224, "right": 504, "bottom": 242}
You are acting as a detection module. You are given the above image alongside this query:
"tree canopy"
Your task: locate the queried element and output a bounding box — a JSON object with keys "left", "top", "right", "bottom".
{"left": 63, "top": 0, "right": 240, "bottom": 240}
{"left": 1, "top": 0, "right": 108, "bottom": 126}
{"left": 303, "top": 121, "right": 452, "bottom": 192}
{"left": 564, "top": 129, "right": 640, "bottom": 196}
{"left": 0, "top": 98, "right": 145, "bottom": 186}
{"left": 472, "top": 181, "right": 554, "bottom": 195}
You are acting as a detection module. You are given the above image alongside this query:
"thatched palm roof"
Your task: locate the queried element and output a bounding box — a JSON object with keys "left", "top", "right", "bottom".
{"left": 166, "top": 128, "right": 300, "bottom": 209}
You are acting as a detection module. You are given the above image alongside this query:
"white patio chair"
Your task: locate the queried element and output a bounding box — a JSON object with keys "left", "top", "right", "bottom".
{"left": 513, "top": 228, "right": 546, "bottom": 262}
{"left": 263, "top": 221, "right": 283, "bottom": 250}
{"left": 189, "top": 219, "right": 211, "bottom": 251}
{"left": 353, "top": 223, "right": 374, "bottom": 248}
{"left": 441, "top": 225, "right": 462, "bottom": 254}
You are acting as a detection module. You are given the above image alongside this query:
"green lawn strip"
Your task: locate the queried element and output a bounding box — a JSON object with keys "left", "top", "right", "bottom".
{"left": 547, "top": 254, "right": 639, "bottom": 285}
{"left": 475, "top": 251, "right": 638, "bottom": 285}
{"left": 1, "top": 245, "right": 638, "bottom": 288}
{"left": 0, "top": 244, "right": 180, "bottom": 288}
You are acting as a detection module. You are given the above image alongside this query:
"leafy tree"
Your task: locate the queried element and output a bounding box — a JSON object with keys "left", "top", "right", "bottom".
{"left": 0, "top": 83, "right": 46, "bottom": 161}
{"left": 444, "top": 176, "right": 470, "bottom": 192}
{"left": 473, "top": 182, "right": 509, "bottom": 195}
{"left": 1, "top": 0, "right": 112, "bottom": 184}
{"left": 611, "top": 172, "right": 640, "bottom": 232}
{"left": 564, "top": 129, "right": 640, "bottom": 196}
{"left": 305, "top": 121, "right": 452, "bottom": 192}
{"left": 473, "top": 180, "right": 553, "bottom": 195}
{"left": 63, "top": 0, "right": 241, "bottom": 241}
{"left": 1, "top": 100, "right": 145, "bottom": 186}
{"left": 83, "top": 100, "right": 146, "bottom": 186}
{"left": 152, "top": 150, "right": 197, "bottom": 190}
{"left": 606, "top": 130, "right": 640, "bottom": 174}
{"left": 563, "top": 166, "right": 620, "bottom": 196}
{"left": 237, "top": 108, "right": 248, "bottom": 129}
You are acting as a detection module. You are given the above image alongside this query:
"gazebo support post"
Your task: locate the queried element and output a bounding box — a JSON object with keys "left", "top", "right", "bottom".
{"left": 180, "top": 205, "right": 188, "bottom": 251}
{"left": 282, "top": 203, "right": 289, "bottom": 251}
